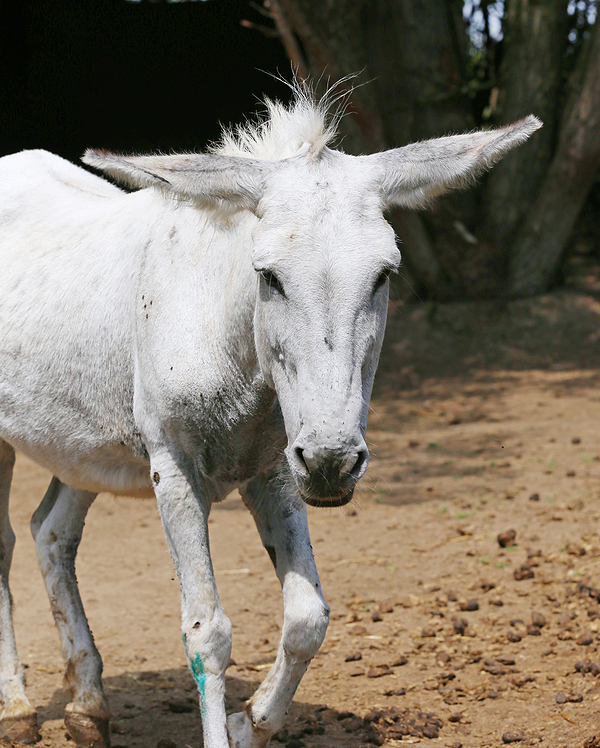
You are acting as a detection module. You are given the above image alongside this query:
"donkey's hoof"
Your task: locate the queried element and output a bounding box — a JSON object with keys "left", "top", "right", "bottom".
{"left": 65, "top": 712, "right": 110, "bottom": 748}
{"left": 227, "top": 711, "right": 270, "bottom": 748}
{"left": 0, "top": 713, "right": 41, "bottom": 744}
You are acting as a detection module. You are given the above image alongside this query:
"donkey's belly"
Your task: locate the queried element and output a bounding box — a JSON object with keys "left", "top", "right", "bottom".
{"left": 6, "top": 430, "right": 153, "bottom": 497}
{"left": 0, "top": 357, "right": 153, "bottom": 496}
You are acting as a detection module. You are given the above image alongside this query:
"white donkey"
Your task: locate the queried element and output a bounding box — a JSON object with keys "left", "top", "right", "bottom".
{"left": 0, "top": 86, "right": 540, "bottom": 748}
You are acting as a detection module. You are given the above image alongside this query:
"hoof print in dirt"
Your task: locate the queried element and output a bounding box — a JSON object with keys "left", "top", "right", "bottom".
{"left": 365, "top": 707, "right": 443, "bottom": 741}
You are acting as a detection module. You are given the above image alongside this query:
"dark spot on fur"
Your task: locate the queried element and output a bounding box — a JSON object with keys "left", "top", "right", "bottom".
{"left": 49, "top": 531, "right": 57, "bottom": 543}
{"left": 193, "top": 621, "right": 201, "bottom": 629}
{"left": 153, "top": 472, "right": 160, "bottom": 485}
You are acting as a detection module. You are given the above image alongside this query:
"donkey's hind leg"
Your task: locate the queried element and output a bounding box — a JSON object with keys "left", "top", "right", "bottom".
{"left": 31, "top": 478, "right": 109, "bottom": 748}
{"left": 0, "top": 440, "right": 40, "bottom": 744}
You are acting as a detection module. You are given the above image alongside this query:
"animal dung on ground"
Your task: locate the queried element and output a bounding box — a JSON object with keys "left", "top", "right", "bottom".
{"left": 497, "top": 529, "right": 517, "bottom": 547}
{"left": 502, "top": 732, "right": 524, "bottom": 744}
{"left": 514, "top": 564, "right": 535, "bottom": 580}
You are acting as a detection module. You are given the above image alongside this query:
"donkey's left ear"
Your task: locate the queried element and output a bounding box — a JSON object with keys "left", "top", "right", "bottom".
{"left": 366, "top": 116, "right": 542, "bottom": 210}
{"left": 82, "top": 151, "right": 275, "bottom": 213}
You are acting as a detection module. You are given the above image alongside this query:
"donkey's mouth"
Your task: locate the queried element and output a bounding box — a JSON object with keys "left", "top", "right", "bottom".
{"left": 301, "top": 487, "right": 355, "bottom": 508}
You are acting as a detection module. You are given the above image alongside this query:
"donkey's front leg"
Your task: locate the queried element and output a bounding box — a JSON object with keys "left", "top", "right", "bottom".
{"left": 151, "top": 454, "right": 232, "bottom": 748}
{"left": 228, "top": 475, "right": 329, "bottom": 748}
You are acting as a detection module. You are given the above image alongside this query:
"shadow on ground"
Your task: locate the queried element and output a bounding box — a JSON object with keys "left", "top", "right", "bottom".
{"left": 376, "top": 289, "right": 600, "bottom": 396}
{"left": 36, "top": 668, "right": 381, "bottom": 748}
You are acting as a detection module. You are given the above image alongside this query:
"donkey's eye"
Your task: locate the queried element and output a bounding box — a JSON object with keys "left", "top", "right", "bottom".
{"left": 373, "top": 268, "right": 392, "bottom": 294}
{"left": 260, "top": 270, "right": 285, "bottom": 297}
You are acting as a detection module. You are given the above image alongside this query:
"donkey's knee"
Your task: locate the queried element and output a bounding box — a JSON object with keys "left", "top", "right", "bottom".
{"left": 183, "top": 608, "right": 233, "bottom": 683}
{"left": 282, "top": 595, "right": 329, "bottom": 664}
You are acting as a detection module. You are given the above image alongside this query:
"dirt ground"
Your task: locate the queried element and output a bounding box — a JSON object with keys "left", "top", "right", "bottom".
{"left": 7, "top": 274, "right": 600, "bottom": 748}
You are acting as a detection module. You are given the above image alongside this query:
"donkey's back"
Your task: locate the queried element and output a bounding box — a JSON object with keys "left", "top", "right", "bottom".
{"left": 0, "top": 149, "right": 122, "bottom": 200}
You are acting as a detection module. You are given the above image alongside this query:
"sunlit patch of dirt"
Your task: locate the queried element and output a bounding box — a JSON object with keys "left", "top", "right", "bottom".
{"left": 8, "top": 288, "right": 600, "bottom": 748}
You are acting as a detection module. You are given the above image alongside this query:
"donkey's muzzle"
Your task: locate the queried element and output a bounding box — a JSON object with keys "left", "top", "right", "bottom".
{"left": 287, "top": 440, "right": 369, "bottom": 506}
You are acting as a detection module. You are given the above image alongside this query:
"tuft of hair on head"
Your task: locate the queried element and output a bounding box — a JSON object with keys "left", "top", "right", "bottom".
{"left": 211, "top": 73, "right": 357, "bottom": 162}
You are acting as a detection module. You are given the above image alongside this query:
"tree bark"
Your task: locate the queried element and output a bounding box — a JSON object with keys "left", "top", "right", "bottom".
{"left": 508, "top": 17, "right": 600, "bottom": 297}
{"left": 482, "top": 0, "right": 567, "bottom": 252}
{"left": 481, "top": 0, "right": 567, "bottom": 258}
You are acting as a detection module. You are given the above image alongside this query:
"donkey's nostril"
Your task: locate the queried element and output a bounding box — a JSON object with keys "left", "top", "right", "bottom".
{"left": 345, "top": 448, "right": 369, "bottom": 481}
{"left": 293, "top": 445, "right": 310, "bottom": 477}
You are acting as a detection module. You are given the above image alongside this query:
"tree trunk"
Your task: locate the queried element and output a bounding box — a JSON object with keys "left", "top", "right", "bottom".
{"left": 482, "top": 0, "right": 567, "bottom": 252}
{"left": 508, "top": 17, "right": 600, "bottom": 297}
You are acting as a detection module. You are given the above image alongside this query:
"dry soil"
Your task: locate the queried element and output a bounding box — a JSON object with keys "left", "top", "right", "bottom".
{"left": 6, "top": 282, "right": 600, "bottom": 748}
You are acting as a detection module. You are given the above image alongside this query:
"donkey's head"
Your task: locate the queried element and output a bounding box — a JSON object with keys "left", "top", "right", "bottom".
{"left": 84, "top": 102, "right": 540, "bottom": 507}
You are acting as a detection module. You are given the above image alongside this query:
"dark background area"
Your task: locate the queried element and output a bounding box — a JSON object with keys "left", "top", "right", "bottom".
{"left": 0, "top": 0, "right": 291, "bottom": 164}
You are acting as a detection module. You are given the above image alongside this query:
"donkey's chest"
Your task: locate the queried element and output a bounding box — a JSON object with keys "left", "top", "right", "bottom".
{"left": 155, "top": 375, "right": 286, "bottom": 486}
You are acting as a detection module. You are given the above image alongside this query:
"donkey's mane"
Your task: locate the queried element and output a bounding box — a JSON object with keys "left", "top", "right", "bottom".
{"left": 211, "top": 80, "right": 345, "bottom": 161}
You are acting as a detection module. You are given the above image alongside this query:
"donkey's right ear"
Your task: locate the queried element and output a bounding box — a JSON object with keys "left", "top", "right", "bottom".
{"left": 82, "top": 150, "right": 275, "bottom": 213}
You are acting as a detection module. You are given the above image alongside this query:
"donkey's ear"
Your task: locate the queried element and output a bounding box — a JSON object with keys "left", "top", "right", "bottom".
{"left": 82, "top": 151, "right": 274, "bottom": 212}
{"left": 367, "top": 116, "right": 542, "bottom": 210}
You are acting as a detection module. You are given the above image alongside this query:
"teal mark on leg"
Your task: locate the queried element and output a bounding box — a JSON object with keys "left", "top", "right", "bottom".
{"left": 182, "top": 633, "right": 207, "bottom": 711}
{"left": 190, "top": 652, "right": 207, "bottom": 701}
